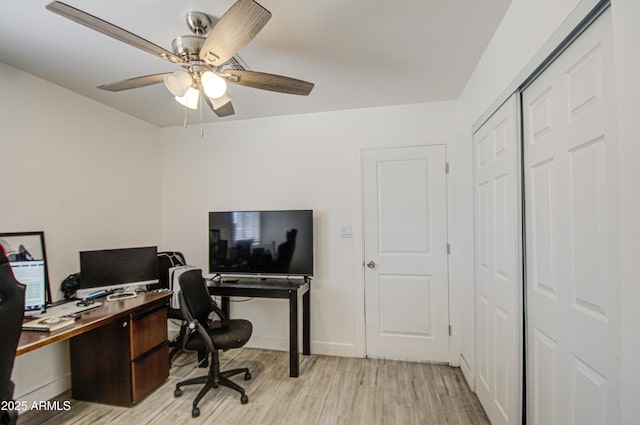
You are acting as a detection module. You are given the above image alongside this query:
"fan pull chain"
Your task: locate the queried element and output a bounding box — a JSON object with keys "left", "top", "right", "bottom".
{"left": 183, "top": 104, "right": 188, "bottom": 128}
{"left": 200, "top": 93, "right": 204, "bottom": 138}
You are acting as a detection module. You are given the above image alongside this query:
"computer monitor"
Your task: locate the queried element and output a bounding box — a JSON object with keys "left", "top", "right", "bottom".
{"left": 78, "top": 246, "right": 159, "bottom": 297}
{"left": 209, "top": 210, "right": 314, "bottom": 277}
{"left": 0, "top": 231, "right": 51, "bottom": 312}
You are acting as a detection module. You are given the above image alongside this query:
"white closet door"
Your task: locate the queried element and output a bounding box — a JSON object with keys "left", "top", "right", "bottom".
{"left": 523, "top": 9, "right": 619, "bottom": 425}
{"left": 473, "top": 94, "right": 522, "bottom": 425}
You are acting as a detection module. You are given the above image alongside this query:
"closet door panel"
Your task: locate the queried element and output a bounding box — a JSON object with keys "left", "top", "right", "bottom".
{"left": 473, "top": 94, "right": 522, "bottom": 425}
{"left": 523, "top": 9, "right": 619, "bottom": 425}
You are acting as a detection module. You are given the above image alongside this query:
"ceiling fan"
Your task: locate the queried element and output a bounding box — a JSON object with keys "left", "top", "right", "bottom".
{"left": 46, "top": 0, "right": 315, "bottom": 118}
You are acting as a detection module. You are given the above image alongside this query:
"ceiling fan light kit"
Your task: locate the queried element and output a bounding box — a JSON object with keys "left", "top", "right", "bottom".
{"left": 201, "top": 71, "right": 228, "bottom": 99}
{"left": 45, "top": 0, "right": 315, "bottom": 120}
{"left": 163, "top": 70, "right": 192, "bottom": 97}
{"left": 175, "top": 87, "right": 200, "bottom": 110}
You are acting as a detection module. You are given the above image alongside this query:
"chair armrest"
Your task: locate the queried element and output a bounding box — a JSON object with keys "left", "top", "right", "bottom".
{"left": 179, "top": 291, "right": 215, "bottom": 353}
{"left": 210, "top": 299, "right": 228, "bottom": 322}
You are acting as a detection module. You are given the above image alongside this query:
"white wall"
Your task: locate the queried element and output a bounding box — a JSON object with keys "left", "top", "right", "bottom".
{"left": 0, "top": 63, "right": 162, "bottom": 404}
{"left": 159, "top": 102, "right": 461, "bottom": 358}
{"left": 458, "top": 0, "right": 640, "bottom": 421}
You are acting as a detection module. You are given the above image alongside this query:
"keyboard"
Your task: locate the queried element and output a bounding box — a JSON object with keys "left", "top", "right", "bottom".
{"left": 31, "top": 301, "right": 102, "bottom": 318}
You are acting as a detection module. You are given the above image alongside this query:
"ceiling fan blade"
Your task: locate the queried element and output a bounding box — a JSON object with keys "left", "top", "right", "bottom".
{"left": 222, "top": 70, "right": 314, "bottom": 95}
{"left": 98, "top": 73, "right": 171, "bottom": 92}
{"left": 200, "top": 86, "right": 235, "bottom": 117}
{"left": 199, "top": 0, "right": 271, "bottom": 66}
{"left": 213, "top": 100, "right": 236, "bottom": 117}
{"left": 46, "top": 1, "right": 186, "bottom": 65}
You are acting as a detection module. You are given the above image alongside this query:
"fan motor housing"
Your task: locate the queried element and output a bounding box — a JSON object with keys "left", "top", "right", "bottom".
{"left": 171, "top": 35, "right": 205, "bottom": 60}
{"left": 173, "top": 11, "right": 219, "bottom": 60}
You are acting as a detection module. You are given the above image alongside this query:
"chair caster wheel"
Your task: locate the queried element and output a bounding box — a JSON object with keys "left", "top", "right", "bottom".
{"left": 244, "top": 372, "right": 252, "bottom": 380}
{"left": 192, "top": 407, "right": 200, "bottom": 418}
{"left": 241, "top": 394, "right": 249, "bottom": 404}
{"left": 174, "top": 388, "right": 182, "bottom": 397}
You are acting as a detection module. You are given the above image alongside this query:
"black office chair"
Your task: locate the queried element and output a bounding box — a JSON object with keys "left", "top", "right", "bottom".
{"left": 174, "top": 269, "right": 252, "bottom": 418}
{"left": 0, "top": 245, "right": 26, "bottom": 425}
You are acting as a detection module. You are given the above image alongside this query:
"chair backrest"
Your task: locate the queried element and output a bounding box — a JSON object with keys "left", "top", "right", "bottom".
{"left": 0, "top": 245, "right": 26, "bottom": 403}
{"left": 168, "top": 265, "right": 198, "bottom": 309}
{"left": 157, "top": 251, "right": 187, "bottom": 290}
{"left": 178, "top": 269, "right": 212, "bottom": 323}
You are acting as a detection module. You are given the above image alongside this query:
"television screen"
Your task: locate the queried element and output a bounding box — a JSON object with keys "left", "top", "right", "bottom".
{"left": 0, "top": 231, "right": 50, "bottom": 312}
{"left": 79, "top": 246, "right": 158, "bottom": 290}
{"left": 209, "top": 210, "right": 313, "bottom": 277}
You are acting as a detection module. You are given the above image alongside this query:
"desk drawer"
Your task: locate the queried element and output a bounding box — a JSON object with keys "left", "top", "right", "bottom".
{"left": 130, "top": 304, "right": 168, "bottom": 359}
{"left": 131, "top": 342, "right": 169, "bottom": 403}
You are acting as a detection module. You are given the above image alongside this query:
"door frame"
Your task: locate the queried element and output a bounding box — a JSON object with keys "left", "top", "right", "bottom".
{"left": 355, "top": 134, "right": 462, "bottom": 366}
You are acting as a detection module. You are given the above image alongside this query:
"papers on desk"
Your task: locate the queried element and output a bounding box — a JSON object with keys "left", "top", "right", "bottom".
{"left": 35, "top": 300, "right": 102, "bottom": 317}
{"left": 22, "top": 316, "right": 76, "bottom": 332}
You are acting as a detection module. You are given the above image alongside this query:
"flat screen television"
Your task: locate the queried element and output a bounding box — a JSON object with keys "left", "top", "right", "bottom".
{"left": 209, "top": 210, "right": 313, "bottom": 277}
{"left": 78, "top": 246, "right": 158, "bottom": 297}
{"left": 0, "top": 231, "right": 51, "bottom": 312}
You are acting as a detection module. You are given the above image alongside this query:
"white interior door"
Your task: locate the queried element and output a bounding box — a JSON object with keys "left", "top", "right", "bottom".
{"left": 473, "top": 94, "right": 522, "bottom": 425}
{"left": 523, "top": 9, "right": 619, "bottom": 425}
{"left": 363, "top": 145, "right": 449, "bottom": 362}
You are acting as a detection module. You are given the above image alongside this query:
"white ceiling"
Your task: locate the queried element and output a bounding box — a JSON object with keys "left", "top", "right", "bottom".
{"left": 0, "top": 0, "right": 511, "bottom": 127}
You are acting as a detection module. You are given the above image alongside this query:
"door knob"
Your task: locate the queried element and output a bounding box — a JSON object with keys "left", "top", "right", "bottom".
{"left": 366, "top": 260, "right": 376, "bottom": 269}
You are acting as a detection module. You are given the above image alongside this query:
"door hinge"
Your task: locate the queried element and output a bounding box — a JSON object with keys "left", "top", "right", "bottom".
{"left": 448, "top": 325, "right": 452, "bottom": 336}
{"left": 447, "top": 243, "right": 451, "bottom": 255}
{"left": 445, "top": 162, "right": 450, "bottom": 174}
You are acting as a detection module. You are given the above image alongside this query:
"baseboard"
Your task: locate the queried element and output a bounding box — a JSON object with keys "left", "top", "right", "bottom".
{"left": 311, "top": 341, "right": 359, "bottom": 358}
{"left": 16, "top": 375, "right": 71, "bottom": 414}
{"left": 246, "top": 336, "right": 358, "bottom": 358}
{"left": 244, "top": 335, "right": 287, "bottom": 351}
{"left": 459, "top": 353, "right": 475, "bottom": 391}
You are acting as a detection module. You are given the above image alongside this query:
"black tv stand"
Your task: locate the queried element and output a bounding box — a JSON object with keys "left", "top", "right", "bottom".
{"left": 207, "top": 277, "right": 311, "bottom": 377}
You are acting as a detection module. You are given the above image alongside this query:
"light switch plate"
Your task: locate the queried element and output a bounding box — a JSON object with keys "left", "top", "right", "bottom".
{"left": 340, "top": 225, "right": 353, "bottom": 238}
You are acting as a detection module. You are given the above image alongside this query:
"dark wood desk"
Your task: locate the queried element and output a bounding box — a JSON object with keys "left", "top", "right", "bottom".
{"left": 17, "top": 292, "right": 171, "bottom": 406}
{"left": 207, "top": 278, "right": 310, "bottom": 377}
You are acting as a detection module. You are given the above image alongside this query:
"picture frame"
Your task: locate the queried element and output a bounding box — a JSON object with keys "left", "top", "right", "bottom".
{"left": 0, "top": 231, "right": 52, "bottom": 305}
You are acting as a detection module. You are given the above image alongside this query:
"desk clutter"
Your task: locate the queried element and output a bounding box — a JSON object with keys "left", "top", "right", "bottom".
{"left": 22, "top": 316, "right": 76, "bottom": 332}
{"left": 33, "top": 300, "right": 103, "bottom": 318}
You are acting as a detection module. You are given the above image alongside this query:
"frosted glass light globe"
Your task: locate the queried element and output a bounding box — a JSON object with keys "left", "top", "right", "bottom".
{"left": 175, "top": 87, "right": 199, "bottom": 110}
{"left": 201, "top": 71, "right": 228, "bottom": 99}
{"left": 164, "top": 70, "right": 192, "bottom": 97}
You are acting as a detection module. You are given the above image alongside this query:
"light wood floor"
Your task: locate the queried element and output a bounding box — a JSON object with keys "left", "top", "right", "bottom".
{"left": 19, "top": 348, "right": 489, "bottom": 425}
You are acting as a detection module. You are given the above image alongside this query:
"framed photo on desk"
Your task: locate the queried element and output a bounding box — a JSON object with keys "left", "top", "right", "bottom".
{"left": 0, "top": 231, "right": 52, "bottom": 308}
